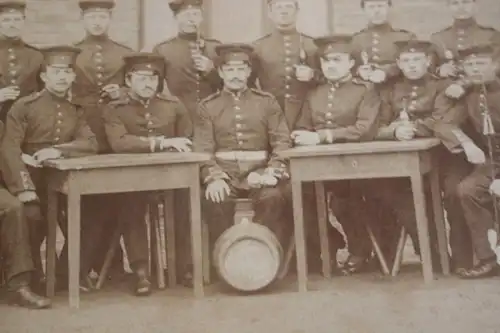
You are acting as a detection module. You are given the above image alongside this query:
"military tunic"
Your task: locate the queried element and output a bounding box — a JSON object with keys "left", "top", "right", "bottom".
{"left": 430, "top": 19, "right": 500, "bottom": 69}
{"left": 252, "top": 30, "right": 318, "bottom": 130}
{"left": 0, "top": 37, "right": 43, "bottom": 122}
{"left": 350, "top": 23, "right": 416, "bottom": 82}
{"left": 153, "top": 34, "right": 222, "bottom": 118}
{"left": 103, "top": 93, "right": 192, "bottom": 269}
{"left": 295, "top": 78, "right": 381, "bottom": 260}
{"left": 0, "top": 89, "right": 100, "bottom": 278}
{"left": 193, "top": 88, "right": 291, "bottom": 246}
{"left": 436, "top": 79, "right": 500, "bottom": 263}
{"left": 72, "top": 35, "right": 133, "bottom": 152}
{"left": 367, "top": 75, "right": 474, "bottom": 268}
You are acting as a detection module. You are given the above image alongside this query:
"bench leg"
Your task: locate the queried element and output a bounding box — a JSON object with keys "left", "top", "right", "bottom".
{"left": 315, "top": 181, "right": 331, "bottom": 278}
{"left": 150, "top": 203, "right": 166, "bottom": 290}
{"left": 96, "top": 227, "right": 122, "bottom": 290}
{"left": 163, "top": 192, "right": 177, "bottom": 288}
{"left": 202, "top": 221, "right": 211, "bottom": 285}
{"left": 366, "top": 224, "right": 390, "bottom": 275}
{"left": 391, "top": 227, "right": 407, "bottom": 276}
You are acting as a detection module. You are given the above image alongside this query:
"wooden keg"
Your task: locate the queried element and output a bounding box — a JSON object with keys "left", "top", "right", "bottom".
{"left": 213, "top": 219, "right": 283, "bottom": 292}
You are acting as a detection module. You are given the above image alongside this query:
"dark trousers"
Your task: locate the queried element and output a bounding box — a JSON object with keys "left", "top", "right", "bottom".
{"left": 0, "top": 188, "right": 34, "bottom": 290}
{"left": 326, "top": 180, "right": 372, "bottom": 259}
{"left": 456, "top": 162, "right": 498, "bottom": 262}
{"left": 203, "top": 181, "right": 291, "bottom": 251}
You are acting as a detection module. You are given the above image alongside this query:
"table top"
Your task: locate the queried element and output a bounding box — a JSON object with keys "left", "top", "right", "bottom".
{"left": 43, "top": 152, "right": 211, "bottom": 171}
{"left": 279, "top": 138, "right": 441, "bottom": 159}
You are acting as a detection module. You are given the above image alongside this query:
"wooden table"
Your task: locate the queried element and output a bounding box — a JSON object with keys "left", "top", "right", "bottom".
{"left": 43, "top": 152, "right": 209, "bottom": 309}
{"left": 279, "top": 138, "right": 451, "bottom": 292}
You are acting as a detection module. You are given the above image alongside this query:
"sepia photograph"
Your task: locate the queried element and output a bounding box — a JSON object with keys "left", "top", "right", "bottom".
{"left": 0, "top": 0, "right": 500, "bottom": 332}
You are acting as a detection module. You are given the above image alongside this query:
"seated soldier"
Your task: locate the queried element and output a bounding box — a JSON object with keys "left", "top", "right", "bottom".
{"left": 362, "top": 39, "right": 470, "bottom": 273}
{"left": 435, "top": 43, "right": 500, "bottom": 278}
{"left": 193, "top": 44, "right": 292, "bottom": 282}
{"left": 0, "top": 186, "right": 51, "bottom": 309}
{"left": 103, "top": 52, "right": 192, "bottom": 296}
{"left": 291, "top": 35, "right": 381, "bottom": 275}
{"left": 0, "top": 45, "right": 100, "bottom": 292}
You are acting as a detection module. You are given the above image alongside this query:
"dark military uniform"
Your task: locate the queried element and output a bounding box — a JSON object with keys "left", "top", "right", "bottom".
{"left": 431, "top": 18, "right": 500, "bottom": 72}
{"left": 0, "top": 88, "right": 99, "bottom": 283}
{"left": 351, "top": 23, "right": 416, "bottom": 82}
{"left": 365, "top": 73, "right": 473, "bottom": 269}
{"left": 252, "top": 30, "right": 318, "bottom": 130}
{"left": 0, "top": 27, "right": 43, "bottom": 122}
{"left": 72, "top": 36, "right": 133, "bottom": 153}
{"left": 152, "top": 35, "right": 221, "bottom": 118}
{"left": 103, "top": 91, "right": 192, "bottom": 274}
{"left": 295, "top": 77, "right": 381, "bottom": 263}
{"left": 436, "top": 78, "right": 500, "bottom": 270}
{"left": 194, "top": 87, "right": 292, "bottom": 249}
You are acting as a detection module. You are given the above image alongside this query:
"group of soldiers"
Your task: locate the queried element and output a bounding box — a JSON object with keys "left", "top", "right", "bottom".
{"left": 0, "top": 0, "right": 499, "bottom": 310}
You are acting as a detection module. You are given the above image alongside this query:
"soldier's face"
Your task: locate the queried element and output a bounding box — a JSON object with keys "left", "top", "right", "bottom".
{"left": 218, "top": 61, "right": 252, "bottom": 91}
{"left": 320, "top": 53, "right": 355, "bottom": 81}
{"left": 462, "top": 55, "right": 497, "bottom": 83}
{"left": 0, "top": 11, "right": 25, "bottom": 39}
{"left": 268, "top": 1, "right": 298, "bottom": 28}
{"left": 176, "top": 8, "right": 203, "bottom": 34}
{"left": 126, "top": 71, "right": 160, "bottom": 99}
{"left": 363, "top": 1, "right": 391, "bottom": 25}
{"left": 397, "top": 52, "right": 430, "bottom": 80}
{"left": 82, "top": 10, "right": 112, "bottom": 36}
{"left": 41, "top": 66, "right": 76, "bottom": 94}
{"left": 448, "top": 0, "right": 476, "bottom": 20}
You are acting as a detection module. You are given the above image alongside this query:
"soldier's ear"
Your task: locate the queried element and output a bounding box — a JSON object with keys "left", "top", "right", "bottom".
{"left": 348, "top": 58, "right": 356, "bottom": 70}
{"left": 425, "top": 55, "right": 432, "bottom": 69}
{"left": 39, "top": 71, "right": 48, "bottom": 84}
{"left": 125, "top": 74, "right": 132, "bottom": 88}
{"left": 217, "top": 67, "right": 224, "bottom": 79}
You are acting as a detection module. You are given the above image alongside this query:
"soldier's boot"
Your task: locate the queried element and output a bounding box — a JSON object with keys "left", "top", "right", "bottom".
{"left": 133, "top": 264, "right": 152, "bottom": 296}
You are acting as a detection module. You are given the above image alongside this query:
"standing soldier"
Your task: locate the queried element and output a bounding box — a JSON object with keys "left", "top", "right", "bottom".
{"left": 103, "top": 53, "right": 192, "bottom": 296}
{"left": 193, "top": 44, "right": 292, "bottom": 282}
{"left": 431, "top": 0, "right": 500, "bottom": 82}
{"left": 252, "top": 0, "right": 345, "bottom": 273}
{"left": 0, "top": 46, "right": 100, "bottom": 291}
{"left": 0, "top": 0, "right": 43, "bottom": 122}
{"left": 153, "top": 0, "right": 221, "bottom": 118}
{"left": 365, "top": 40, "right": 472, "bottom": 273}
{"left": 351, "top": 0, "right": 416, "bottom": 85}
{"left": 152, "top": 0, "right": 220, "bottom": 286}
{"left": 435, "top": 44, "right": 500, "bottom": 278}
{"left": 72, "top": 0, "right": 134, "bottom": 282}
{"left": 291, "top": 35, "right": 381, "bottom": 274}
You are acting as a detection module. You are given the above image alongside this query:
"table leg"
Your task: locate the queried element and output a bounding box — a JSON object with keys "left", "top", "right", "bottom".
{"left": 292, "top": 180, "right": 307, "bottom": 292}
{"left": 163, "top": 192, "right": 177, "bottom": 287}
{"left": 189, "top": 180, "right": 204, "bottom": 298}
{"left": 314, "top": 181, "right": 331, "bottom": 278}
{"left": 410, "top": 171, "right": 434, "bottom": 284}
{"left": 429, "top": 160, "right": 450, "bottom": 276}
{"left": 45, "top": 189, "right": 58, "bottom": 298}
{"left": 67, "top": 188, "right": 81, "bottom": 309}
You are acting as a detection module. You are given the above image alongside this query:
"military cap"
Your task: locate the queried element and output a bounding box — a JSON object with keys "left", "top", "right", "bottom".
{"left": 78, "top": 0, "right": 115, "bottom": 11}
{"left": 215, "top": 43, "right": 254, "bottom": 66}
{"left": 41, "top": 45, "right": 81, "bottom": 67}
{"left": 0, "top": 0, "right": 26, "bottom": 13}
{"left": 394, "top": 40, "right": 433, "bottom": 55}
{"left": 458, "top": 43, "right": 495, "bottom": 59}
{"left": 123, "top": 52, "right": 166, "bottom": 76}
{"left": 361, "top": 0, "right": 392, "bottom": 7}
{"left": 314, "top": 35, "right": 353, "bottom": 57}
{"left": 169, "top": 0, "right": 202, "bottom": 15}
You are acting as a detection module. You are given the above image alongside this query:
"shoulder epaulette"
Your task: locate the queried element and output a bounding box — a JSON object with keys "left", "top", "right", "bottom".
{"left": 203, "top": 37, "right": 221, "bottom": 43}
{"left": 199, "top": 91, "right": 221, "bottom": 105}
{"left": 154, "top": 37, "right": 177, "bottom": 48}
{"left": 299, "top": 33, "right": 314, "bottom": 40}
{"left": 478, "top": 24, "right": 498, "bottom": 31}
{"left": 73, "top": 38, "right": 85, "bottom": 47}
{"left": 22, "top": 91, "right": 44, "bottom": 104}
{"left": 22, "top": 42, "right": 41, "bottom": 52}
{"left": 107, "top": 96, "right": 131, "bottom": 108}
{"left": 253, "top": 33, "right": 272, "bottom": 43}
{"left": 393, "top": 28, "right": 412, "bottom": 34}
{"left": 156, "top": 92, "right": 179, "bottom": 102}
{"left": 110, "top": 40, "right": 133, "bottom": 51}
{"left": 432, "top": 26, "right": 452, "bottom": 36}
{"left": 352, "top": 78, "right": 373, "bottom": 88}
{"left": 353, "top": 27, "right": 368, "bottom": 36}
{"left": 250, "top": 88, "right": 274, "bottom": 97}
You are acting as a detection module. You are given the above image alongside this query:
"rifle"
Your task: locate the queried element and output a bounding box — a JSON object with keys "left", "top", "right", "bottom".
{"left": 480, "top": 83, "right": 500, "bottom": 258}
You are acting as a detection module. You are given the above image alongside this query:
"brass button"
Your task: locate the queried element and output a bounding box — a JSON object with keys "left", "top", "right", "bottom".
{"left": 57, "top": 112, "right": 63, "bottom": 117}
{"left": 285, "top": 93, "right": 291, "bottom": 99}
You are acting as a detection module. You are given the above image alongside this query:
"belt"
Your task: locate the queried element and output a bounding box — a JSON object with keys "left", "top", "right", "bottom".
{"left": 215, "top": 151, "right": 268, "bottom": 162}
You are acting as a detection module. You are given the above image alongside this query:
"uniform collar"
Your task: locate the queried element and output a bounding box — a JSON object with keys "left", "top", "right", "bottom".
{"left": 42, "top": 88, "right": 73, "bottom": 104}
{"left": 453, "top": 18, "right": 477, "bottom": 30}
{"left": 402, "top": 74, "right": 431, "bottom": 87}
{"left": 327, "top": 74, "right": 353, "bottom": 88}
{"left": 179, "top": 32, "right": 200, "bottom": 41}
{"left": 273, "top": 27, "right": 298, "bottom": 37}
{"left": 222, "top": 87, "right": 250, "bottom": 99}
{"left": 0, "top": 35, "right": 24, "bottom": 47}
{"left": 367, "top": 22, "right": 393, "bottom": 33}
{"left": 85, "top": 34, "right": 110, "bottom": 43}
{"left": 127, "top": 91, "right": 154, "bottom": 107}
